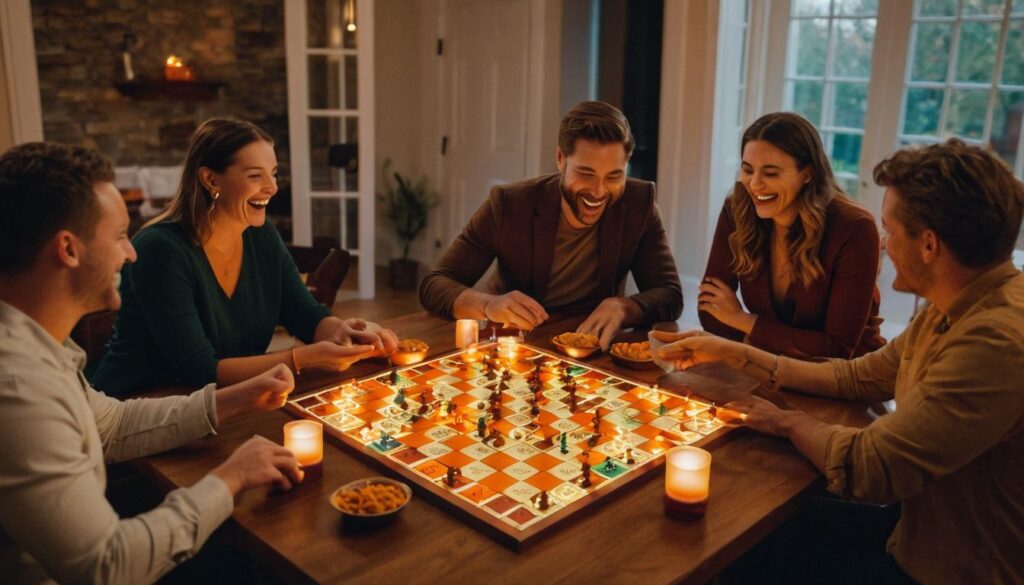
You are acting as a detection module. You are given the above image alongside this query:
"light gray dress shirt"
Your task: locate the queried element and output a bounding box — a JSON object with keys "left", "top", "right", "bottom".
{"left": 0, "top": 301, "right": 234, "bottom": 584}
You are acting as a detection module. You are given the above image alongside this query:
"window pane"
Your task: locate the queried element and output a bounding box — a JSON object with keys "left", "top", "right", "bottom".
{"left": 307, "top": 0, "right": 356, "bottom": 48}
{"left": 962, "top": 0, "right": 1004, "bottom": 15}
{"left": 1003, "top": 20, "right": 1024, "bottom": 86}
{"left": 829, "top": 132, "right": 863, "bottom": 174}
{"left": 917, "top": 0, "right": 957, "bottom": 16}
{"left": 833, "top": 18, "right": 876, "bottom": 78}
{"left": 309, "top": 117, "right": 343, "bottom": 191}
{"left": 910, "top": 23, "right": 952, "bottom": 82}
{"left": 791, "top": 19, "right": 830, "bottom": 76}
{"left": 832, "top": 82, "right": 868, "bottom": 128}
{"left": 789, "top": 80, "right": 824, "bottom": 125}
{"left": 992, "top": 91, "right": 1024, "bottom": 169}
{"left": 312, "top": 197, "right": 340, "bottom": 246}
{"left": 344, "top": 55, "right": 358, "bottom": 109}
{"left": 308, "top": 55, "right": 340, "bottom": 110}
{"left": 945, "top": 89, "right": 990, "bottom": 139}
{"left": 956, "top": 22, "right": 1000, "bottom": 84}
{"left": 344, "top": 198, "right": 359, "bottom": 249}
{"left": 836, "top": 174, "right": 861, "bottom": 195}
{"left": 835, "top": 0, "right": 878, "bottom": 15}
{"left": 792, "top": 0, "right": 830, "bottom": 16}
{"left": 1013, "top": 0, "right": 1024, "bottom": 15}
{"left": 903, "top": 88, "right": 945, "bottom": 135}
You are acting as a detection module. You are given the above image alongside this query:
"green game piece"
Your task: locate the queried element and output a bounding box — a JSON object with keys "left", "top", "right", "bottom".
{"left": 477, "top": 416, "right": 487, "bottom": 438}
{"left": 560, "top": 432, "right": 568, "bottom": 454}
{"left": 394, "top": 388, "right": 406, "bottom": 405}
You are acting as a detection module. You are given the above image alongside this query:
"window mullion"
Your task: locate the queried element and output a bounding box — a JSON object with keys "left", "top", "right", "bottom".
{"left": 982, "top": 2, "right": 1013, "bottom": 144}
{"left": 937, "top": 1, "right": 964, "bottom": 139}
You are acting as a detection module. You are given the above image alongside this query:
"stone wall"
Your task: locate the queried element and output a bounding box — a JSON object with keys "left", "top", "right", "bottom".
{"left": 31, "top": 0, "right": 289, "bottom": 177}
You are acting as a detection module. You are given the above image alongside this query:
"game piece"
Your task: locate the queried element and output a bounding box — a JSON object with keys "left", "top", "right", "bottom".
{"left": 502, "top": 369, "right": 512, "bottom": 383}
{"left": 490, "top": 402, "right": 502, "bottom": 421}
{"left": 568, "top": 393, "right": 578, "bottom": 413}
{"left": 477, "top": 415, "right": 487, "bottom": 438}
{"left": 587, "top": 432, "right": 599, "bottom": 448}
{"left": 625, "top": 448, "right": 636, "bottom": 465}
{"left": 445, "top": 465, "right": 462, "bottom": 487}
{"left": 532, "top": 490, "right": 550, "bottom": 511}
{"left": 530, "top": 399, "right": 541, "bottom": 417}
{"left": 390, "top": 367, "right": 399, "bottom": 386}
{"left": 417, "top": 402, "right": 429, "bottom": 416}
{"left": 560, "top": 432, "right": 568, "bottom": 454}
{"left": 593, "top": 409, "right": 602, "bottom": 432}
{"left": 447, "top": 401, "right": 457, "bottom": 415}
{"left": 603, "top": 458, "right": 617, "bottom": 472}
{"left": 579, "top": 457, "right": 592, "bottom": 488}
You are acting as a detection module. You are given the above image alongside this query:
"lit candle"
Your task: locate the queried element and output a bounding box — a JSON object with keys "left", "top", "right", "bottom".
{"left": 284, "top": 420, "right": 323, "bottom": 479}
{"left": 497, "top": 335, "right": 518, "bottom": 361}
{"left": 164, "top": 55, "right": 194, "bottom": 81}
{"left": 455, "top": 319, "right": 479, "bottom": 349}
{"left": 464, "top": 343, "right": 480, "bottom": 363}
{"left": 664, "top": 446, "right": 711, "bottom": 519}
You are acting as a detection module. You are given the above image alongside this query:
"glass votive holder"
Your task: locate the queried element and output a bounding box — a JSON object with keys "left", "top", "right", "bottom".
{"left": 664, "top": 445, "right": 711, "bottom": 519}
{"left": 455, "top": 319, "right": 479, "bottom": 349}
{"left": 284, "top": 420, "right": 323, "bottom": 480}
{"left": 648, "top": 330, "right": 676, "bottom": 373}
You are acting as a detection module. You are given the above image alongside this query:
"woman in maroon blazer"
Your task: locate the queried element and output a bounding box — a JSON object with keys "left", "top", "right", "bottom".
{"left": 699, "top": 112, "right": 884, "bottom": 359}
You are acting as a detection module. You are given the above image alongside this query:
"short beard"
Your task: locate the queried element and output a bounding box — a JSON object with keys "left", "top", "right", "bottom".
{"left": 559, "top": 169, "right": 582, "bottom": 221}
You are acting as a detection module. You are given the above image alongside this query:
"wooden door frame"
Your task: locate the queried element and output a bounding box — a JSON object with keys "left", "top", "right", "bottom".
{"left": 0, "top": 0, "right": 44, "bottom": 148}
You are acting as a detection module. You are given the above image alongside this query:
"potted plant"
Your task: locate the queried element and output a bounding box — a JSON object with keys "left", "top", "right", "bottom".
{"left": 378, "top": 159, "right": 440, "bottom": 289}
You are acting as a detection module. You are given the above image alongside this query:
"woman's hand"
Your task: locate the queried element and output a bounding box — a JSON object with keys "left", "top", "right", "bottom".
{"left": 298, "top": 341, "right": 377, "bottom": 372}
{"left": 651, "top": 330, "right": 748, "bottom": 371}
{"left": 315, "top": 317, "right": 399, "bottom": 356}
{"left": 698, "top": 277, "right": 756, "bottom": 334}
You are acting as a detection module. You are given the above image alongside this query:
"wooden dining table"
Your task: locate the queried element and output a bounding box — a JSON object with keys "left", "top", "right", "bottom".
{"left": 136, "top": 312, "right": 878, "bottom": 584}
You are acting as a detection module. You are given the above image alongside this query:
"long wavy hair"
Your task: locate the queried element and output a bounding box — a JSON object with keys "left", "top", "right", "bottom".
{"left": 727, "top": 112, "right": 844, "bottom": 287}
{"left": 143, "top": 118, "right": 273, "bottom": 245}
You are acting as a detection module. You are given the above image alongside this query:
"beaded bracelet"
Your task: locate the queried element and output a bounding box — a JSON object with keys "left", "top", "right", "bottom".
{"left": 291, "top": 347, "right": 302, "bottom": 375}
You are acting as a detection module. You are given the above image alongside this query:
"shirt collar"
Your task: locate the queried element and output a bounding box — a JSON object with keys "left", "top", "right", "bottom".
{"left": 942, "top": 260, "right": 1021, "bottom": 328}
{"left": 0, "top": 300, "right": 87, "bottom": 371}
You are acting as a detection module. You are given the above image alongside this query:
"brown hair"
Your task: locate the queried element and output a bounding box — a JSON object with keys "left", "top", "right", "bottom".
{"left": 0, "top": 142, "right": 114, "bottom": 274}
{"left": 558, "top": 101, "right": 635, "bottom": 159}
{"left": 727, "top": 112, "right": 845, "bottom": 286}
{"left": 874, "top": 138, "right": 1024, "bottom": 269}
{"left": 145, "top": 117, "right": 273, "bottom": 245}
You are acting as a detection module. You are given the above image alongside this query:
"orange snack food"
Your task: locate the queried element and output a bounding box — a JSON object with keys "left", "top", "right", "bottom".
{"left": 553, "top": 332, "right": 599, "bottom": 348}
{"left": 332, "top": 482, "right": 407, "bottom": 514}
{"left": 610, "top": 341, "right": 651, "bottom": 361}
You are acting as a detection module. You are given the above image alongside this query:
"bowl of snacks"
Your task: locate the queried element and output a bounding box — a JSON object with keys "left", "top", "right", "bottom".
{"left": 391, "top": 339, "right": 429, "bottom": 365}
{"left": 330, "top": 477, "right": 412, "bottom": 527}
{"left": 609, "top": 341, "right": 656, "bottom": 370}
{"left": 551, "top": 332, "right": 601, "bottom": 359}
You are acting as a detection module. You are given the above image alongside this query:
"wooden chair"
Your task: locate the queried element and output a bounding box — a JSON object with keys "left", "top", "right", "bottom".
{"left": 286, "top": 245, "right": 352, "bottom": 308}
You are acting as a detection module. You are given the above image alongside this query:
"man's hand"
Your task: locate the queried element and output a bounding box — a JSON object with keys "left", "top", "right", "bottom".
{"left": 651, "top": 330, "right": 748, "bottom": 371}
{"left": 298, "top": 341, "right": 377, "bottom": 371}
{"left": 217, "top": 363, "right": 295, "bottom": 423}
{"left": 578, "top": 297, "right": 642, "bottom": 350}
{"left": 484, "top": 291, "right": 549, "bottom": 330}
{"left": 210, "top": 435, "right": 304, "bottom": 496}
{"left": 315, "top": 317, "right": 399, "bottom": 356}
{"left": 698, "top": 277, "right": 756, "bottom": 334}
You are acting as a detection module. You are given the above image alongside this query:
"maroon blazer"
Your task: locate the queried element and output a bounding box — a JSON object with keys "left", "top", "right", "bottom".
{"left": 701, "top": 196, "right": 885, "bottom": 359}
{"left": 420, "top": 173, "right": 683, "bottom": 323}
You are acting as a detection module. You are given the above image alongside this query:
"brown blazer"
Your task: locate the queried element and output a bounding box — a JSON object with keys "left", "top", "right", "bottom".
{"left": 701, "top": 196, "right": 885, "bottom": 358}
{"left": 420, "top": 173, "right": 683, "bottom": 322}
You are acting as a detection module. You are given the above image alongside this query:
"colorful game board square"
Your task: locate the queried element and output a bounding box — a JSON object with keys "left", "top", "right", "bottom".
{"left": 525, "top": 452, "right": 561, "bottom": 471}
{"left": 485, "top": 494, "right": 519, "bottom": 515}
{"left": 362, "top": 399, "right": 389, "bottom": 412}
{"left": 458, "top": 483, "right": 497, "bottom": 504}
{"left": 534, "top": 410, "right": 558, "bottom": 425}
{"left": 508, "top": 387, "right": 532, "bottom": 400}
{"left": 432, "top": 382, "right": 461, "bottom": 401}
{"left": 630, "top": 410, "right": 658, "bottom": 424}
{"left": 391, "top": 447, "right": 427, "bottom": 465}
{"left": 552, "top": 482, "right": 586, "bottom": 504}
{"left": 462, "top": 442, "right": 497, "bottom": 460}
{"left": 415, "top": 460, "right": 447, "bottom": 479}
{"left": 503, "top": 400, "right": 530, "bottom": 415}
{"left": 451, "top": 380, "right": 475, "bottom": 392}
{"left": 543, "top": 389, "right": 568, "bottom": 402}
{"left": 632, "top": 424, "right": 662, "bottom": 440}
{"left": 593, "top": 458, "right": 629, "bottom": 479}
{"left": 420, "top": 425, "right": 456, "bottom": 442}
{"left": 684, "top": 417, "right": 723, "bottom": 434}
{"left": 460, "top": 461, "right": 497, "bottom": 482}
{"left": 437, "top": 450, "right": 475, "bottom": 469}
{"left": 678, "top": 430, "right": 703, "bottom": 444}
{"left": 451, "top": 394, "right": 478, "bottom": 407}
{"left": 482, "top": 450, "right": 517, "bottom": 470}
{"left": 442, "top": 433, "right": 477, "bottom": 450}
{"left": 360, "top": 411, "right": 384, "bottom": 424}
{"left": 569, "top": 412, "right": 595, "bottom": 426}
{"left": 664, "top": 396, "right": 689, "bottom": 411}
{"left": 296, "top": 396, "right": 323, "bottom": 409}
{"left": 419, "top": 369, "right": 448, "bottom": 381}
{"left": 594, "top": 386, "right": 624, "bottom": 399}
{"left": 550, "top": 461, "right": 585, "bottom": 483}
{"left": 505, "top": 481, "right": 542, "bottom": 504}
{"left": 397, "top": 432, "right": 434, "bottom": 448}
{"left": 546, "top": 444, "right": 582, "bottom": 461}
{"left": 492, "top": 419, "right": 516, "bottom": 436}
{"left": 601, "top": 398, "right": 629, "bottom": 411}
{"left": 418, "top": 441, "right": 454, "bottom": 458}
{"left": 650, "top": 416, "right": 683, "bottom": 431}
{"left": 639, "top": 438, "right": 671, "bottom": 456}
{"left": 526, "top": 471, "right": 563, "bottom": 492}
{"left": 503, "top": 461, "right": 540, "bottom": 481}
{"left": 479, "top": 471, "right": 517, "bottom": 493}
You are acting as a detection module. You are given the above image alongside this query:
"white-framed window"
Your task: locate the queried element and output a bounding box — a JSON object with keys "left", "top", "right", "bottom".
{"left": 782, "top": 0, "right": 878, "bottom": 195}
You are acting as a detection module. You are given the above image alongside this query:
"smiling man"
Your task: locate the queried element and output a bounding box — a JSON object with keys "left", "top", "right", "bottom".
{"left": 657, "top": 139, "right": 1024, "bottom": 584}
{"left": 420, "top": 101, "right": 682, "bottom": 347}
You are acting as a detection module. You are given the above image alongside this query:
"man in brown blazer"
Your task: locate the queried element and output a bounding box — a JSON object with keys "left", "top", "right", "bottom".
{"left": 419, "top": 101, "right": 682, "bottom": 348}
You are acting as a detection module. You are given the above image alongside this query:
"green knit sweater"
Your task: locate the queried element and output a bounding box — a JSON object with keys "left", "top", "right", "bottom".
{"left": 91, "top": 221, "right": 330, "bottom": 395}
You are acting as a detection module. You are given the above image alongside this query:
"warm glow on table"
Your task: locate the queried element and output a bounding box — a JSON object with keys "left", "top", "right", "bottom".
{"left": 665, "top": 446, "right": 711, "bottom": 504}
{"left": 284, "top": 420, "right": 323, "bottom": 467}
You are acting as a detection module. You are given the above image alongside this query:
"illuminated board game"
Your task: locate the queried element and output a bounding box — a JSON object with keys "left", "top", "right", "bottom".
{"left": 287, "top": 342, "right": 734, "bottom": 549}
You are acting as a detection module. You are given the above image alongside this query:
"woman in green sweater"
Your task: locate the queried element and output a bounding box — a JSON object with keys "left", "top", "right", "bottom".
{"left": 92, "top": 118, "right": 396, "bottom": 395}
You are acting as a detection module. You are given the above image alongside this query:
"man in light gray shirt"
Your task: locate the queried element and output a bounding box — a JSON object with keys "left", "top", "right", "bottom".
{"left": 0, "top": 142, "right": 305, "bottom": 584}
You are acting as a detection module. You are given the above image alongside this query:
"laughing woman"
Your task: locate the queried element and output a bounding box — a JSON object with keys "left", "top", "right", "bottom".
{"left": 699, "top": 112, "right": 884, "bottom": 359}
{"left": 92, "top": 118, "right": 396, "bottom": 395}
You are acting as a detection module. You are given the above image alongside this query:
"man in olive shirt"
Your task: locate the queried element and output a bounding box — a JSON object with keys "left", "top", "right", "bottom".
{"left": 420, "top": 101, "right": 682, "bottom": 349}
{"left": 658, "top": 139, "right": 1024, "bottom": 584}
{"left": 0, "top": 143, "right": 305, "bottom": 584}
